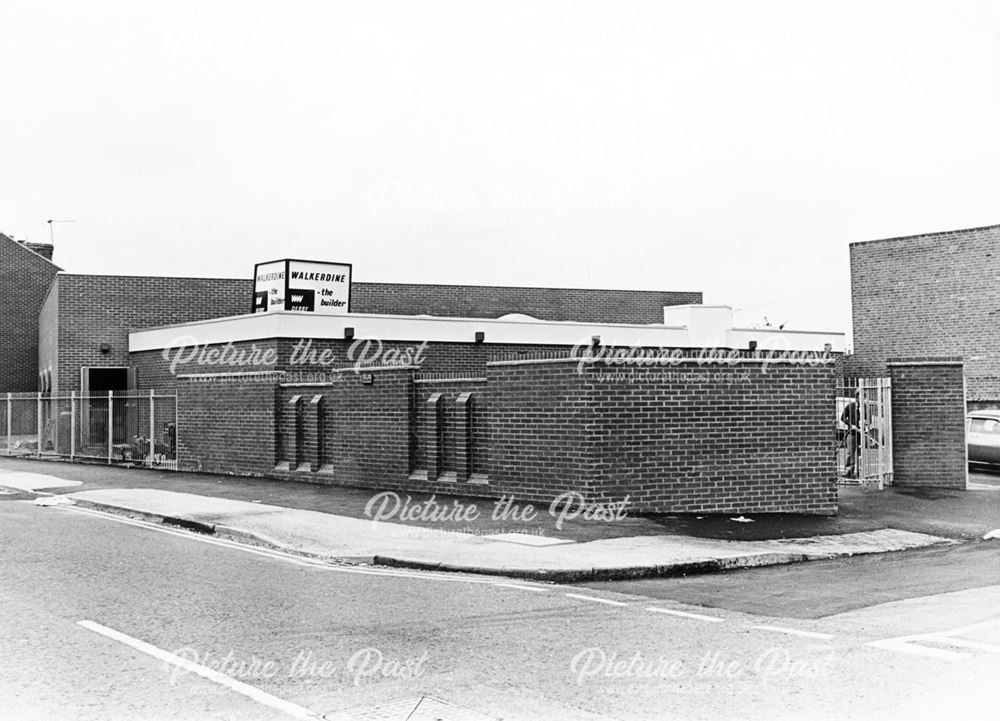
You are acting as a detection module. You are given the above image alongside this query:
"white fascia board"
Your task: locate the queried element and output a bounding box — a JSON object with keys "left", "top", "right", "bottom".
{"left": 727, "top": 328, "right": 846, "bottom": 353}
{"left": 128, "top": 310, "right": 845, "bottom": 354}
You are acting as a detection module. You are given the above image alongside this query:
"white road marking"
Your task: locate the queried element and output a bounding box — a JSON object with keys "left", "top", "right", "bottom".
{"left": 865, "top": 619, "right": 1000, "bottom": 661}
{"left": 55, "top": 505, "right": 554, "bottom": 592}
{"left": 565, "top": 593, "right": 629, "bottom": 606}
{"left": 646, "top": 606, "right": 724, "bottom": 623}
{"left": 935, "top": 617, "right": 1000, "bottom": 636}
{"left": 77, "top": 620, "right": 319, "bottom": 719}
{"left": 923, "top": 636, "right": 1000, "bottom": 654}
{"left": 752, "top": 625, "right": 834, "bottom": 640}
{"left": 866, "top": 638, "right": 968, "bottom": 661}
{"left": 495, "top": 583, "right": 551, "bottom": 593}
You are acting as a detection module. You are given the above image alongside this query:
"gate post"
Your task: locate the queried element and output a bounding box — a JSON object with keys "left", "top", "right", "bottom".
{"left": 36, "top": 392, "right": 42, "bottom": 458}
{"left": 149, "top": 390, "right": 155, "bottom": 468}
{"left": 887, "top": 358, "right": 966, "bottom": 489}
{"left": 107, "top": 390, "right": 114, "bottom": 465}
{"left": 70, "top": 392, "right": 76, "bottom": 461}
{"left": 6, "top": 393, "right": 11, "bottom": 456}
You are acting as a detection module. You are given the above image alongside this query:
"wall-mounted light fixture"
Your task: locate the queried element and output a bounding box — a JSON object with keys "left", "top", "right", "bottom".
{"left": 748, "top": 340, "right": 757, "bottom": 352}
{"left": 823, "top": 343, "right": 832, "bottom": 352}
{"left": 344, "top": 327, "right": 355, "bottom": 340}
{"left": 474, "top": 331, "right": 485, "bottom": 343}
{"left": 99, "top": 343, "right": 111, "bottom": 355}
{"left": 591, "top": 335, "right": 601, "bottom": 347}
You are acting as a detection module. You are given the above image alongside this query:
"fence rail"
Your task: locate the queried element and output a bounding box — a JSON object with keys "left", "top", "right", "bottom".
{"left": 0, "top": 391, "right": 178, "bottom": 470}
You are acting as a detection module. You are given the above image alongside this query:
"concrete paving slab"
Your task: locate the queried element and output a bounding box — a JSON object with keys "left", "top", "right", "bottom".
{"left": 0, "top": 472, "right": 84, "bottom": 492}
{"left": 480, "top": 532, "right": 575, "bottom": 546}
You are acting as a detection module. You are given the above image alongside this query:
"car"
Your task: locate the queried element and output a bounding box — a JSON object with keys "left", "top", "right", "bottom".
{"left": 966, "top": 410, "right": 1000, "bottom": 465}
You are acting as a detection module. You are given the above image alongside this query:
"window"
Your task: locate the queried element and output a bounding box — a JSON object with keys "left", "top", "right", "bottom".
{"left": 969, "top": 417, "right": 1000, "bottom": 434}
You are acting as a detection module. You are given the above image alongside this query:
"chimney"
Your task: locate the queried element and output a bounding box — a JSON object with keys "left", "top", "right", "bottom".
{"left": 17, "top": 240, "right": 55, "bottom": 262}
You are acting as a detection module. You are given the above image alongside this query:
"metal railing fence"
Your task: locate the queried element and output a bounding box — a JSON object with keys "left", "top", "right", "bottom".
{"left": 1, "top": 391, "right": 177, "bottom": 470}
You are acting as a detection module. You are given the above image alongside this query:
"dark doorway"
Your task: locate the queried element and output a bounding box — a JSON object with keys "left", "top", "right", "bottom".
{"left": 87, "top": 367, "right": 128, "bottom": 393}
{"left": 81, "top": 367, "right": 131, "bottom": 449}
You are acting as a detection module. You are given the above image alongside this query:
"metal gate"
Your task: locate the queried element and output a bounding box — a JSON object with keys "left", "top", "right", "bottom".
{"left": 836, "top": 377, "right": 893, "bottom": 488}
{"left": 2, "top": 391, "right": 178, "bottom": 470}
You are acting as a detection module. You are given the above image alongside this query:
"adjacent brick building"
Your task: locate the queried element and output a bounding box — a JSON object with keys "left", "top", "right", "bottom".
{"left": 0, "top": 233, "right": 59, "bottom": 391}
{"left": 850, "top": 224, "right": 1000, "bottom": 404}
{"left": 35, "top": 272, "right": 700, "bottom": 392}
{"left": 39, "top": 274, "right": 253, "bottom": 392}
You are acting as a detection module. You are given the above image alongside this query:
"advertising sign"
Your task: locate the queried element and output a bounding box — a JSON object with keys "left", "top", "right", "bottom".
{"left": 252, "top": 260, "right": 286, "bottom": 313}
{"left": 251, "top": 259, "right": 352, "bottom": 314}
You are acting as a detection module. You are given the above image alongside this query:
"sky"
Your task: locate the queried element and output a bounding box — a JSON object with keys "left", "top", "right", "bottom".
{"left": 4, "top": 0, "right": 1000, "bottom": 346}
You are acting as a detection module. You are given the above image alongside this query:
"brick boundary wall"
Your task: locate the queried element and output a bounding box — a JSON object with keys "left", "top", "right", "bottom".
{"left": 586, "top": 362, "right": 837, "bottom": 514}
{"left": 272, "top": 367, "right": 416, "bottom": 488}
{"left": 162, "top": 347, "right": 839, "bottom": 514}
{"left": 485, "top": 360, "right": 597, "bottom": 503}
{"left": 485, "top": 357, "right": 838, "bottom": 514}
{"left": 259, "top": 354, "right": 838, "bottom": 513}
{"left": 887, "top": 357, "right": 968, "bottom": 489}
{"left": 412, "top": 376, "right": 489, "bottom": 481}
{"left": 176, "top": 371, "right": 284, "bottom": 475}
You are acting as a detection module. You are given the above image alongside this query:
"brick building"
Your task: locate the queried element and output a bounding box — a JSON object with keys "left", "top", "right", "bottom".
{"left": 0, "top": 233, "right": 59, "bottom": 391}
{"left": 128, "top": 304, "right": 844, "bottom": 513}
{"left": 2, "top": 243, "right": 856, "bottom": 513}
{"left": 850, "top": 224, "right": 1000, "bottom": 405}
{"left": 37, "top": 271, "right": 700, "bottom": 392}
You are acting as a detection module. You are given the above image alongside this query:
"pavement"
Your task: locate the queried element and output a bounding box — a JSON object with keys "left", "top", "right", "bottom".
{"left": 2, "top": 456, "right": 998, "bottom": 582}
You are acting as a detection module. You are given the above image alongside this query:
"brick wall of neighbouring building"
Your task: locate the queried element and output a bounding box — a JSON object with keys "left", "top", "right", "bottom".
{"left": 350, "top": 283, "right": 701, "bottom": 323}
{"left": 43, "top": 274, "right": 254, "bottom": 392}
{"left": 0, "top": 234, "right": 59, "bottom": 391}
{"left": 887, "top": 358, "right": 968, "bottom": 489}
{"left": 850, "top": 225, "right": 1000, "bottom": 402}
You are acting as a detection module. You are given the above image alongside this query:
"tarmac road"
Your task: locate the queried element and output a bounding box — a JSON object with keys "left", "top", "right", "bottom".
{"left": 580, "top": 542, "right": 1000, "bottom": 618}
{"left": 2, "top": 495, "right": 999, "bottom": 721}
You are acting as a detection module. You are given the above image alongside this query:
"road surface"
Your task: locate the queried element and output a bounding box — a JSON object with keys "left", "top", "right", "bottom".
{"left": 1, "top": 495, "right": 998, "bottom": 720}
